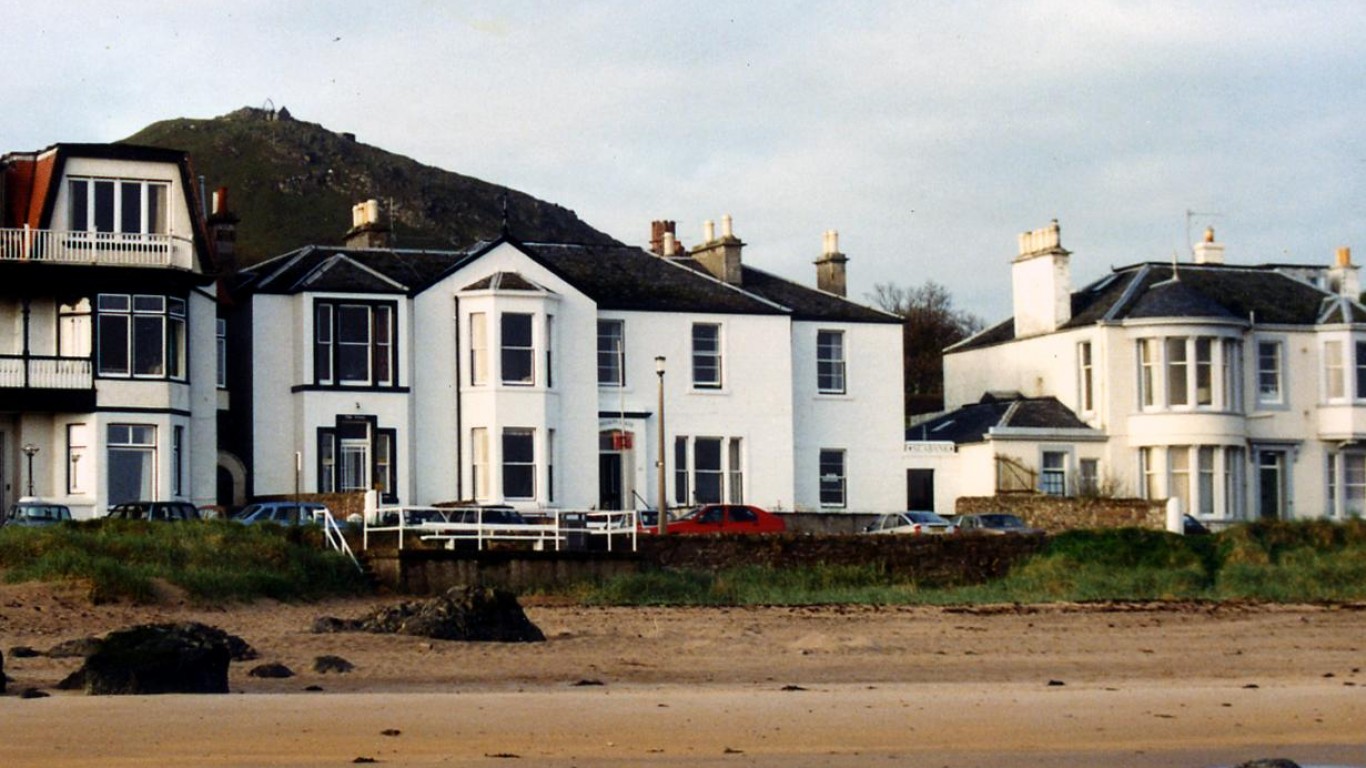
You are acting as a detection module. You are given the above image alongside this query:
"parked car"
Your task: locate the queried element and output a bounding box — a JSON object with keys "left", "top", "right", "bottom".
{"left": 1182, "top": 514, "right": 1212, "bottom": 536}
{"left": 643, "top": 504, "right": 787, "bottom": 535}
{"left": 105, "top": 501, "right": 201, "bottom": 522}
{"left": 234, "top": 501, "right": 332, "bottom": 526}
{"left": 864, "top": 510, "right": 954, "bottom": 535}
{"left": 376, "top": 508, "right": 450, "bottom": 527}
{"left": 951, "top": 513, "right": 1044, "bottom": 535}
{"left": 441, "top": 505, "right": 530, "bottom": 527}
{"left": 3, "top": 498, "right": 73, "bottom": 527}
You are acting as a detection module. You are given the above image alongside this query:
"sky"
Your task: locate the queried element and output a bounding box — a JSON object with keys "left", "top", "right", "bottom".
{"left": 3, "top": 1, "right": 1364, "bottom": 321}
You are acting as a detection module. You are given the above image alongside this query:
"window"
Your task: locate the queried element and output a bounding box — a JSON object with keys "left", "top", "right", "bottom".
{"left": 339, "top": 439, "right": 369, "bottom": 493}
{"left": 314, "top": 301, "right": 396, "bottom": 386}
{"left": 1078, "top": 458, "right": 1099, "bottom": 496}
{"left": 67, "top": 424, "right": 89, "bottom": 494}
{"left": 317, "top": 419, "right": 395, "bottom": 502}
{"left": 1357, "top": 342, "right": 1366, "bottom": 400}
{"left": 1078, "top": 341, "right": 1094, "bottom": 412}
{"left": 216, "top": 318, "right": 228, "bottom": 388}
{"left": 1342, "top": 454, "right": 1366, "bottom": 518}
{"left": 96, "top": 294, "right": 186, "bottom": 379}
{"left": 375, "top": 430, "right": 395, "bottom": 499}
{"left": 1165, "top": 338, "right": 1188, "bottom": 406}
{"left": 469, "top": 313, "right": 488, "bottom": 386}
{"left": 598, "top": 320, "right": 625, "bottom": 386}
{"left": 1140, "top": 447, "right": 1159, "bottom": 500}
{"left": 58, "top": 298, "right": 91, "bottom": 357}
{"left": 1197, "top": 446, "right": 1215, "bottom": 516}
{"left": 727, "top": 438, "right": 744, "bottom": 503}
{"left": 1168, "top": 446, "right": 1191, "bottom": 512}
{"left": 1040, "top": 451, "right": 1067, "bottom": 496}
{"left": 173, "top": 425, "right": 184, "bottom": 496}
{"left": 1141, "top": 336, "right": 1242, "bottom": 410}
{"left": 1225, "top": 447, "right": 1246, "bottom": 519}
{"left": 692, "top": 323, "right": 722, "bottom": 389}
{"left": 502, "top": 428, "right": 535, "bottom": 499}
{"left": 1257, "top": 340, "right": 1283, "bottom": 404}
{"left": 501, "top": 313, "right": 534, "bottom": 385}
{"left": 319, "top": 429, "right": 336, "bottom": 494}
{"left": 68, "top": 178, "right": 169, "bottom": 236}
{"left": 1194, "top": 338, "right": 1213, "bottom": 406}
{"left": 107, "top": 424, "right": 155, "bottom": 506}
{"left": 674, "top": 436, "right": 689, "bottom": 505}
{"left": 817, "top": 330, "right": 846, "bottom": 394}
{"left": 1139, "top": 339, "right": 1157, "bottom": 407}
{"left": 471, "top": 427, "right": 489, "bottom": 500}
{"left": 545, "top": 315, "right": 555, "bottom": 388}
{"left": 547, "top": 429, "right": 556, "bottom": 503}
{"left": 694, "top": 438, "right": 723, "bottom": 503}
{"left": 819, "top": 449, "right": 847, "bottom": 508}
{"left": 1325, "top": 340, "right": 1346, "bottom": 400}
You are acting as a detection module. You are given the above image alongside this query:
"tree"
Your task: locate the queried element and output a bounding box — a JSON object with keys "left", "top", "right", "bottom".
{"left": 869, "top": 281, "right": 985, "bottom": 419}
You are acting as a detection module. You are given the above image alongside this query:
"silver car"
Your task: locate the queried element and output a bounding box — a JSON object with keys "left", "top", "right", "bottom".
{"left": 864, "top": 511, "right": 954, "bottom": 535}
{"left": 951, "top": 513, "right": 1044, "bottom": 535}
{"left": 4, "top": 499, "right": 73, "bottom": 527}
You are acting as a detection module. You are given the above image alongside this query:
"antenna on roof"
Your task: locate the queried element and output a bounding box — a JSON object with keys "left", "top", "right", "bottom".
{"left": 1185, "top": 209, "right": 1222, "bottom": 259}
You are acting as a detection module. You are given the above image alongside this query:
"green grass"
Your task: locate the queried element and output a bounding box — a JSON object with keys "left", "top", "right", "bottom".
{"left": 0, "top": 520, "right": 368, "bottom": 604}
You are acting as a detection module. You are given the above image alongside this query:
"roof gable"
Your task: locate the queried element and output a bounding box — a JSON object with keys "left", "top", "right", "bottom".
{"left": 907, "top": 394, "right": 1095, "bottom": 445}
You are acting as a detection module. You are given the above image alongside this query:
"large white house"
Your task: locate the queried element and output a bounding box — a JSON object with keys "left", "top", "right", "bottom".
{"left": 911, "top": 220, "right": 1366, "bottom": 524}
{"left": 224, "top": 210, "right": 905, "bottom": 515}
{"left": 0, "top": 144, "right": 219, "bottom": 517}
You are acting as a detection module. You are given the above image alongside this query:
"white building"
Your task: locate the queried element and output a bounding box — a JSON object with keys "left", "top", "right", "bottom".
{"left": 913, "top": 220, "right": 1366, "bottom": 524}
{"left": 225, "top": 211, "right": 904, "bottom": 515}
{"left": 0, "top": 144, "right": 219, "bottom": 517}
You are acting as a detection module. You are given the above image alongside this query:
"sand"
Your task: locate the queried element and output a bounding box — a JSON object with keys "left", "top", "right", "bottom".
{"left": 0, "top": 584, "right": 1363, "bottom": 767}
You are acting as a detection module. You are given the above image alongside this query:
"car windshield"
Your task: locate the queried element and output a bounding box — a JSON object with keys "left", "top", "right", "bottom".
{"left": 980, "top": 514, "right": 1025, "bottom": 528}
{"left": 906, "top": 512, "right": 945, "bottom": 524}
{"left": 13, "top": 505, "right": 68, "bottom": 521}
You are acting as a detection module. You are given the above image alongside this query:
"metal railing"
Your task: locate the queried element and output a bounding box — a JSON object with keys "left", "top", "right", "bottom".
{"left": 361, "top": 504, "right": 639, "bottom": 553}
{"left": 0, "top": 355, "right": 93, "bottom": 389}
{"left": 312, "top": 507, "right": 362, "bottom": 572}
{"left": 0, "top": 226, "right": 182, "bottom": 267}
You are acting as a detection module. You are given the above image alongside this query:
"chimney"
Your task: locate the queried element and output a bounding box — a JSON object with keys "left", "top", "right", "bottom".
{"left": 690, "top": 213, "right": 743, "bottom": 284}
{"left": 1328, "top": 246, "right": 1360, "bottom": 298}
{"left": 649, "top": 220, "right": 678, "bottom": 256}
{"left": 814, "top": 229, "right": 848, "bottom": 297}
{"left": 1011, "top": 219, "right": 1071, "bottom": 337}
{"left": 1192, "top": 226, "right": 1225, "bottom": 264}
{"left": 206, "top": 186, "right": 240, "bottom": 275}
{"left": 344, "top": 199, "right": 391, "bottom": 249}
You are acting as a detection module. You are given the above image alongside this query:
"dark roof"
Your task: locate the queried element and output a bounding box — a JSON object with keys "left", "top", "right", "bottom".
{"left": 952, "top": 261, "right": 1366, "bottom": 353}
{"left": 237, "top": 236, "right": 888, "bottom": 322}
{"left": 906, "top": 394, "right": 1095, "bottom": 445}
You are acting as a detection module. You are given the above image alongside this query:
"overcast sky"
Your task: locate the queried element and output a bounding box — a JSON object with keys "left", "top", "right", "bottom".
{"left": 3, "top": 1, "right": 1363, "bottom": 320}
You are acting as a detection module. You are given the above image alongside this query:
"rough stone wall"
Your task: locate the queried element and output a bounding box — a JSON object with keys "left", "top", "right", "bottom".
{"left": 955, "top": 495, "right": 1165, "bottom": 533}
{"left": 255, "top": 492, "right": 367, "bottom": 519}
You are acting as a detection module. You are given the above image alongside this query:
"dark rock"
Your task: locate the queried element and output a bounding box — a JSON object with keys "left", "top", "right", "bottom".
{"left": 1047, "top": 679, "right": 1066, "bottom": 686}
{"left": 226, "top": 634, "right": 259, "bottom": 661}
{"left": 380, "top": 729, "right": 401, "bottom": 737}
{"left": 316, "top": 586, "right": 545, "bottom": 643}
{"left": 46, "top": 636, "right": 101, "bottom": 658}
{"left": 1234, "top": 760, "right": 1301, "bottom": 768}
{"left": 572, "top": 679, "right": 604, "bottom": 687}
{"left": 9, "top": 646, "right": 41, "bottom": 659}
{"left": 56, "top": 669, "right": 85, "bottom": 690}
{"left": 19, "top": 688, "right": 49, "bottom": 699}
{"left": 79, "top": 622, "right": 231, "bottom": 695}
{"left": 352, "top": 758, "right": 377, "bottom": 764}
{"left": 314, "top": 655, "right": 354, "bottom": 674}
{"left": 248, "top": 663, "right": 295, "bottom": 679}
{"left": 0, "top": 648, "right": 4, "bottom": 694}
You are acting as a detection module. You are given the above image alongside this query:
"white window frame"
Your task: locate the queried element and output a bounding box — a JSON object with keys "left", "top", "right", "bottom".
{"left": 819, "top": 448, "right": 847, "bottom": 508}
{"left": 691, "top": 323, "right": 723, "bottom": 389}
{"left": 469, "top": 312, "right": 488, "bottom": 386}
{"left": 500, "top": 313, "right": 535, "bottom": 386}
{"left": 816, "top": 330, "right": 846, "bottom": 394}
{"left": 1325, "top": 339, "right": 1347, "bottom": 401}
{"left": 1078, "top": 341, "right": 1094, "bottom": 412}
{"left": 502, "top": 428, "right": 536, "bottom": 499}
{"left": 471, "top": 427, "right": 489, "bottom": 500}
{"left": 598, "top": 319, "right": 625, "bottom": 387}
{"left": 1257, "top": 339, "right": 1284, "bottom": 406}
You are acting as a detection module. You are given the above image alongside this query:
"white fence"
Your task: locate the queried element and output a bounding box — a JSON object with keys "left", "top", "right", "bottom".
{"left": 360, "top": 493, "right": 639, "bottom": 553}
{"left": 0, "top": 226, "right": 181, "bottom": 267}
{"left": 0, "top": 356, "right": 92, "bottom": 389}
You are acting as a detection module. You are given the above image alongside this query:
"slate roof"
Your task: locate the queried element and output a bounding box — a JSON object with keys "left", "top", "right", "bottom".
{"left": 906, "top": 394, "right": 1096, "bottom": 445}
{"left": 951, "top": 262, "right": 1366, "bottom": 353}
{"left": 235, "top": 236, "right": 898, "bottom": 323}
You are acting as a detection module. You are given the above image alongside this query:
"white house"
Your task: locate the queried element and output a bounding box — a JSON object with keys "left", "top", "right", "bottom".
{"left": 225, "top": 210, "right": 905, "bottom": 516}
{"left": 914, "top": 220, "right": 1366, "bottom": 524}
{"left": 0, "top": 143, "right": 219, "bottom": 518}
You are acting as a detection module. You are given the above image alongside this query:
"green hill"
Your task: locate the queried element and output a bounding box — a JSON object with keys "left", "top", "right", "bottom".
{"left": 122, "top": 107, "right": 619, "bottom": 266}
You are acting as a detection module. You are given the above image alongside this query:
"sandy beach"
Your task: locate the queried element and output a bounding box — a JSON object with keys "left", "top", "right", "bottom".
{"left": 1, "top": 584, "right": 1363, "bottom": 767}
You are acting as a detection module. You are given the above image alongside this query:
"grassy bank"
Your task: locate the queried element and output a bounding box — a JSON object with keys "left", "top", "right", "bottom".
{"left": 576, "top": 520, "right": 1366, "bottom": 606}
{"left": 0, "top": 520, "right": 368, "bottom": 603}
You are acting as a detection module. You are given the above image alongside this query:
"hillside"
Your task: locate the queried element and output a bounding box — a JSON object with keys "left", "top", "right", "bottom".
{"left": 122, "top": 107, "right": 619, "bottom": 266}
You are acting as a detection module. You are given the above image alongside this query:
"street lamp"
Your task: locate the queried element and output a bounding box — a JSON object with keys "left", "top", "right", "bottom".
{"left": 21, "top": 443, "right": 39, "bottom": 498}
{"left": 655, "top": 355, "right": 668, "bottom": 535}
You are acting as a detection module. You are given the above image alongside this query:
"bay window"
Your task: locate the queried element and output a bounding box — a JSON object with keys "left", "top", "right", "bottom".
{"left": 501, "top": 313, "right": 534, "bottom": 385}
{"left": 96, "top": 294, "right": 186, "bottom": 379}
{"left": 107, "top": 424, "right": 155, "bottom": 506}
{"left": 1138, "top": 336, "right": 1242, "bottom": 411}
{"left": 502, "top": 428, "right": 535, "bottom": 498}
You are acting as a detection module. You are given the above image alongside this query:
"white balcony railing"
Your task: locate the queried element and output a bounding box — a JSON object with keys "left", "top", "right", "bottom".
{"left": 0, "top": 226, "right": 182, "bottom": 268}
{"left": 0, "top": 355, "right": 93, "bottom": 389}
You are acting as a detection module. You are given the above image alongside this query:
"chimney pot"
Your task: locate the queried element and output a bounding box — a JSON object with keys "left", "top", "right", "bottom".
{"left": 1337, "top": 246, "right": 1352, "bottom": 268}
{"left": 721, "top": 214, "right": 733, "bottom": 239}
{"left": 663, "top": 231, "right": 676, "bottom": 256}
{"left": 703, "top": 220, "right": 715, "bottom": 243}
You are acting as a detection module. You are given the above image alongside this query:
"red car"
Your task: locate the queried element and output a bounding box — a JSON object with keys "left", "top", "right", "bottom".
{"left": 643, "top": 504, "right": 787, "bottom": 535}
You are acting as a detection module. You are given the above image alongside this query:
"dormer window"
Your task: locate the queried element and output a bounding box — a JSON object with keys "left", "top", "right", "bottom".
{"left": 69, "top": 178, "right": 169, "bottom": 235}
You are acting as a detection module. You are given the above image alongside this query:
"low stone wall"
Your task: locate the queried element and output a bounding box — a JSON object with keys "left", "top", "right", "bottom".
{"left": 365, "top": 549, "right": 642, "bottom": 594}
{"left": 780, "top": 512, "right": 881, "bottom": 535}
{"left": 955, "top": 495, "right": 1166, "bottom": 533}
{"left": 254, "top": 492, "right": 368, "bottom": 519}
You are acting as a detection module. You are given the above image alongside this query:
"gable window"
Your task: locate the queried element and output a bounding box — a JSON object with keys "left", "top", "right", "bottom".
{"left": 1325, "top": 340, "right": 1346, "bottom": 400}
{"left": 314, "top": 301, "right": 396, "bottom": 387}
{"left": 96, "top": 294, "right": 186, "bottom": 379}
{"left": 1040, "top": 451, "right": 1067, "bottom": 496}
{"left": 502, "top": 428, "right": 535, "bottom": 499}
{"left": 692, "top": 323, "right": 722, "bottom": 389}
{"left": 1078, "top": 341, "right": 1094, "bottom": 412}
{"left": 1257, "top": 340, "right": 1283, "bottom": 405}
{"left": 817, "top": 330, "right": 846, "bottom": 394}
{"left": 469, "top": 313, "right": 488, "bottom": 386}
{"left": 598, "top": 320, "right": 625, "bottom": 386}
{"left": 501, "top": 313, "right": 534, "bottom": 385}
{"left": 819, "top": 449, "right": 847, "bottom": 508}
{"left": 69, "top": 177, "right": 169, "bottom": 236}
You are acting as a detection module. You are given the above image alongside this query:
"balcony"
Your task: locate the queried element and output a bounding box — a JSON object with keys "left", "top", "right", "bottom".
{"left": 0, "top": 226, "right": 184, "bottom": 268}
{"left": 0, "top": 354, "right": 95, "bottom": 412}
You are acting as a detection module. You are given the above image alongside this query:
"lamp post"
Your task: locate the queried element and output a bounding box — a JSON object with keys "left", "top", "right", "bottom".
{"left": 21, "top": 443, "right": 39, "bottom": 498}
{"left": 655, "top": 355, "right": 668, "bottom": 535}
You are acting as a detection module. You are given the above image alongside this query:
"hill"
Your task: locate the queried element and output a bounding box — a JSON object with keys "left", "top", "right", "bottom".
{"left": 122, "top": 107, "right": 619, "bottom": 266}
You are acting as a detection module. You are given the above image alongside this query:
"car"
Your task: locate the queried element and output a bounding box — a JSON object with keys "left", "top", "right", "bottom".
{"left": 4, "top": 498, "right": 73, "bottom": 527}
{"left": 643, "top": 503, "right": 787, "bottom": 535}
{"left": 441, "top": 505, "right": 530, "bottom": 527}
{"left": 235, "top": 501, "right": 332, "bottom": 526}
{"left": 1182, "top": 514, "right": 1212, "bottom": 536}
{"left": 951, "top": 513, "right": 1044, "bottom": 535}
{"left": 864, "top": 511, "right": 954, "bottom": 535}
{"left": 105, "top": 501, "right": 201, "bottom": 522}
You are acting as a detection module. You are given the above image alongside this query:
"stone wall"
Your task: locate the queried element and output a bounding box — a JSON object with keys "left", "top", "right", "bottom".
{"left": 255, "top": 492, "right": 368, "bottom": 519}
{"left": 955, "top": 494, "right": 1165, "bottom": 533}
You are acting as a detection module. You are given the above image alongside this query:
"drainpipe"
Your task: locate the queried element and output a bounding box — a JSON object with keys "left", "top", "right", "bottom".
{"left": 453, "top": 295, "right": 463, "bottom": 500}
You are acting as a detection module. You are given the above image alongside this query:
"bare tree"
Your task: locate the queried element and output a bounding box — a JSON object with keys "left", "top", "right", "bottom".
{"left": 870, "top": 281, "right": 985, "bottom": 418}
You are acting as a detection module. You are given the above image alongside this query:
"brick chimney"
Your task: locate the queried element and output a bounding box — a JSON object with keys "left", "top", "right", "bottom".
{"left": 344, "top": 199, "right": 390, "bottom": 249}
{"left": 814, "top": 230, "right": 848, "bottom": 297}
{"left": 1192, "top": 226, "right": 1225, "bottom": 264}
{"left": 1328, "top": 246, "right": 1359, "bottom": 298}
{"left": 206, "top": 186, "right": 240, "bottom": 275}
{"left": 1011, "top": 220, "right": 1071, "bottom": 337}
{"left": 650, "top": 220, "right": 681, "bottom": 256}
{"left": 690, "top": 214, "right": 743, "bottom": 285}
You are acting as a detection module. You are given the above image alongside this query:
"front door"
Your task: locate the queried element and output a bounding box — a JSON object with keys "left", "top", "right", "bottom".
{"left": 907, "top": 469, "right": 934, "bottom": 510}
{"left": 599, "top": 453, "right": 623, "bottom": 510}
{"left": 1257, "top": 450, "right": 1286, "bottom": 520}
